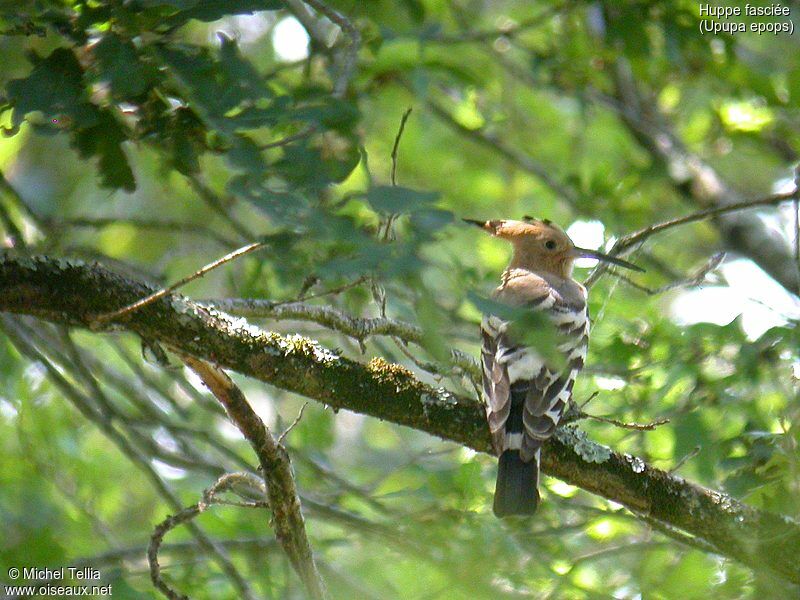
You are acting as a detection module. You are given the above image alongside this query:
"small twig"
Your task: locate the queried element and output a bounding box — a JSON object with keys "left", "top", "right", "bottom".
{"left": 278, "top": 402, "right": 309, "bottom": 444}
{"left": 272, "top": 275, "right": 370, "bottom": 306}
{"left": 48, "top": 216, "right": 238, "bottom": 247}
{"left": 424, "top": 3, "right": 568, "bottom": 43}
{"left": 0, "top": 169, "right": 42, "bottom": 222}
{"left": 570, "top": 540, "right": 666, "bottom": 569}
{"left": 390, "top": 108, "right": 413, "bottom": 187}
{"left": 185, "top": 175, "right": 254, "bottom": 241}
{"left": 580, "top": 391, "right": 600, "bottom": 409}
{"left": 621, "top": 192, "right": 798, "bottom": 251}
{"left": 639, "top": 514, "right": 721, "bottom": 556}
{"left": 563, "top": 397, "right": 668, "bottom": 430}
{"left": 371, "top": 280, "right": 387, "bottom": 317}
{"left": 258, "top": 126, "right": 317, "bottom": 150}
{"left": 149, "top": 472, "right": 269, "bottom": 600}
{"left": 304, "top": 0, "right": 360, "bottom": 99}
{"left": 285, "top": 0, "right": 360, "bottom": 99}
{"left": 391, "top": 336, "right": 450, "bottom": 381}
{"left": 670, "top": 445, "right": 702, "bottom": 474}
{"left": 382, "top": 107, "right": 413, "bottom": 241}
{"left": 612, "top": 252, "right": 725, "bottom": 296}
{"left": 581, "top": 413, "right": 670, "bottom": 431}
{"left": 296, "top": 275, "right": 322, "bottom": 300}
{"left": 149, "top": 504, "right": 199, "bottom": 600}
{"left": 93, "top": 242, "right": 265, "bottom": 326}
{"left": 203, "top": 297, "right": 481, "bottom": 380}
{"left": 585, "top": 189, "right": 799, "bottom": 288}
{"left": 409, "top": 81, "right": 580, "bottom": 209}
{"left": 281, "top": 0, "right": 329, "bottom": 45}
{"left": 208, "top": 298, "right": 418, "bottom": 341}
{"left": 0, "top": 201, "right": 25, "bottom": 249}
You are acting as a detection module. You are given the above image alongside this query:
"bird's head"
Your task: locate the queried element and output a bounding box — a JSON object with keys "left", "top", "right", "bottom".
{"left": 463, "top": 216, "right": 643, "bottom": 279}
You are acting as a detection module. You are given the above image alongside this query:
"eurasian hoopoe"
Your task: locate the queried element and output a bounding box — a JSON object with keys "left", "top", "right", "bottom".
{"left": 466, "top": 217, "right": 643, "bottom": 518}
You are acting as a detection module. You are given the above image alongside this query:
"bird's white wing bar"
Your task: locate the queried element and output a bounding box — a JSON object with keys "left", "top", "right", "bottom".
{"left": 482, "top": 281, "right": 588, "bottom": 459}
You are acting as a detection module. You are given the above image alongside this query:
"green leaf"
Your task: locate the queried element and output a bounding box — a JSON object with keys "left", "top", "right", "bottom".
{"left": 141, "top": 0, "right": 283, "bottom": 25}
{"left": 366, "top": 185, "right": 439, "bottom": 214}
{"left": 73, "top": 112, "right": 136, "bottom": 191}
{"left": 5, "top": 48, "right": 96, "bottom": 128}
{"left": 5, "top": 48, "right": 135, "bottom": 190}
{"left": 92, "top": 33, "right": 156, "bottom": 98}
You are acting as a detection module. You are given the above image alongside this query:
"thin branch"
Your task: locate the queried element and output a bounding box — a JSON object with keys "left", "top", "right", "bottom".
{"left": 639, "top": 514, "right": 722, "bottom": 556}
{"left": 302, "top": 0, "right": 360, "bottom": 99}
{"left": 581, "top": 413, "right": 670, "bottom": 431}
{"left": 45, "top": 216, "right": 238, "bottom": 247}
{"left": 182, "top": 356, "right": 328, "bottom": 600}
{"left": 380, "top": 107, "right": 414, "bottom": 241}
{"left": 282, "top": 0, "right": 329, "bottom": 44}
{"left": 148, "top": 473, "right": 267, "bottom": 600}
{"left": 563, "top": 397, "right": 669, "bottom": 431}
{"left": 570, "top": 540, "right": 667, "bottom": 568}
{"left": 185, "top": 175, "right": 254, "bottom": 241}
{"left": 584, "top": 191, "right": 798, "bottom": 288}
{"left": 670, "top": 446, "right": 702, "bottom": 474}
{"left": 278, "top": 401, "right": 309, "bottom": 444}
{"left": 391, "top": 107, "right": 413, "bottom": 187}
{"left": 273, "top": 274, "right": 370, "bottom": 305}
{"left": 0, "top": 169, "right": 42, "bottom": 222}
{"left": 77, "top": 538, "right": 278, "bottom": 569}
{"left": 422, "top": 3, "right": 569, "bottom": 44}
{"left": 208, "top": 298, "right": 420, "bottom": 341}
{"left": 203, "top": 297, "right": 480, "bottom": 379}
{"left": 257, "top": 125, "right": 317, "bottom": 150}
{"left": 611, "top": 252, "right": 726, "bottom": 296}
{"left": 408, "top": 81, "right": 580, "bottom": 209}
{"left": 93, "top": 242, "right": 264, "bottom": 326}
{"left": 0, "top": 200, "right": 25, "bottom": 248}
{"left": 149, "top": 503, "right": 201, "bottom": 600}
{"left": 615, "top": 193, "right": 797, "bottom": 253}
{"left": 283, "top": 0, "right": 360, "bottom": 99}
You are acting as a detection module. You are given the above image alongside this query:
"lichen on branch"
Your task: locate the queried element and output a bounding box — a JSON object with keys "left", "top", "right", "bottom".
{"left": 1, "top": 251, "right": 799, "bottom": 584}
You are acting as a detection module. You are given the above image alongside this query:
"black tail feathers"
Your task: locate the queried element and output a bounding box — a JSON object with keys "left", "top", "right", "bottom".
{"left": 493, "top": 450, "right": 540, "bottom": 518}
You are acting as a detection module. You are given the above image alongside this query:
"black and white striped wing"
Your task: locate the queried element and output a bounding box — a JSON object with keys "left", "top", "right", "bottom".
{"left": 481, "top": 294, "right": 588, "bottom": 461}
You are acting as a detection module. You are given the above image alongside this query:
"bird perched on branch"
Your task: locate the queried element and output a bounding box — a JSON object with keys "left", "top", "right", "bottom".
{"left": 465, "top": 217, "right": 643, "bottom": 518}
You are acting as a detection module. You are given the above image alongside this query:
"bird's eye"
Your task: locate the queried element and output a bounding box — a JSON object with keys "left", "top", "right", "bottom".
{"left": 544, "top": 240, "right": 557, "bottom": 250}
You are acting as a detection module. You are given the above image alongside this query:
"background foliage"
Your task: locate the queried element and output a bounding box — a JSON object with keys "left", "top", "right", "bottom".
{"left": 1, "top": 0, "right": 800, "bottom": 598}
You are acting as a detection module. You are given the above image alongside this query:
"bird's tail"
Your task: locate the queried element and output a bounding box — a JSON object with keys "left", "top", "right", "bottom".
{"left": 493, "top": 450, "right": 540, "bottom": 518}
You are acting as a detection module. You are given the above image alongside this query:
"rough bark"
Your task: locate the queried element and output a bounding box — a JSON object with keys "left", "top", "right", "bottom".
{"left": 1, "top": 252, "right": 799, "bottom": 583}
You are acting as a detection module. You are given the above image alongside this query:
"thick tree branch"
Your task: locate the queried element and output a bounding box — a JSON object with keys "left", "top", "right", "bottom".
{"left": 181, "top": 357, "right": 328, "bottom": 600}
{"left": 2, "top": 253, "right": 799, "bottom": 583}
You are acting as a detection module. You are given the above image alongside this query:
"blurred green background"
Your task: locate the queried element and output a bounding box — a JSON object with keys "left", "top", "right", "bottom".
{"left": 1, "top": 1, "right": 799, "bottom": 598}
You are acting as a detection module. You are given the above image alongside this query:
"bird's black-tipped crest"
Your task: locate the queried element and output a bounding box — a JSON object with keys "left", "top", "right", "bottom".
{"left": 522, "top": 216, "right": 552, "bottom": 226}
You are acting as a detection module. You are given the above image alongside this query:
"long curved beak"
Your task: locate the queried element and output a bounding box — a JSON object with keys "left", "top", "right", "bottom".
{"left": 573, "top": 247, "right": 645, "bottom": 272}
